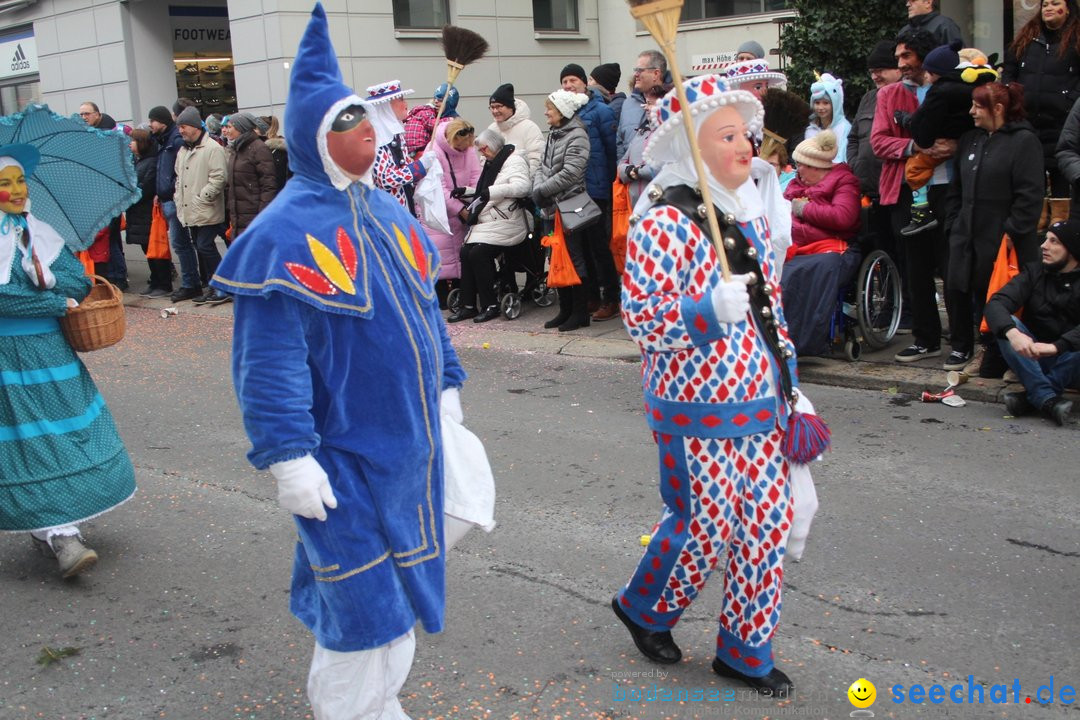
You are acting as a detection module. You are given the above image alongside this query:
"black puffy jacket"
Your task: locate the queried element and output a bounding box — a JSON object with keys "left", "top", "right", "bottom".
{"left": 126, "top": 149, "right": 158, "bottom": 247}
{"left": 1003, "top": 28, "right": 1080, "bottom": 170}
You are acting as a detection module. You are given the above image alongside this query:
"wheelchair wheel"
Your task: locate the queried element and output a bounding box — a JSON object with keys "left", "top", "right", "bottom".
{"left": 447, "top": 288, "right": 462, "bottom": 315}
{"left": 844, "top": 336, "right": 861, "bottom": 361}
{"left": 532, "top": 280, "right": 555, "bottom": 307}
{"left": 501, "top": 292, "right": 522, "bottom": 320}
{"left": 856, "top": 250, "right": 902, "bottom": 349}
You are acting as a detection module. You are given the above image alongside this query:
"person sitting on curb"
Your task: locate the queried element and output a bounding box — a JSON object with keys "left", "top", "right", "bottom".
{"left": 984, "top": 219, "right": 1080, "bottom": 426}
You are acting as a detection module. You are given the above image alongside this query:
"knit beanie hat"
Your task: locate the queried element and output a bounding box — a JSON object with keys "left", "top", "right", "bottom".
{"left": 227, "top": 112, "right": 257, "bottom": 134}
{"left": 205, "top": 114, "right": 223, "bottom": 135}
{"left": 176, "top": 105, "right": 203, "bottom": 129}
{"left": 489, "top": 83, "right": 515, "bottom": 108}
{"left": 548, "top": 89, "right": 589, "bottom": 119}
{"left": 1049, "top": 220, "right": 1080, "bottom": 261}
{"left": 148, "top": 105, "right": 172, "bottom": 125}
{"left": 560, "top": 63, "right": 587, "bottom": 84}
{"left": 474, "top": 127, "right": 505, "bottom": 153}
{"left": 866, "top": 39, "right": 898, "bottom": 70}
{"left": 793, "top": 129, "right": 838, "bottom": 169}
{"left": 923, "top": 40, "right": 963, "bottom": 76}
{"left": 737, "top": 40, "right": 765, "bottom": 59}
{"left": 590, "top": 63, "right": 621, "bottom": 94}
{"left": 252, "top": 115, "right": 270, "bottom": 134}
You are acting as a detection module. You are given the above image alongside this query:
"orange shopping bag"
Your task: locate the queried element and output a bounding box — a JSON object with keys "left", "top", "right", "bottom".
{"left": 147, "top": 203, "right": 172, "bottom": 260}
{"left": 540, "top": 212, "right": 581, "bottom": 288}
{"left": 610, "top": 180, "right": 631, "bottom": 276}
{"left": 980, "top": 234, "right": 1020, "bottom": 333}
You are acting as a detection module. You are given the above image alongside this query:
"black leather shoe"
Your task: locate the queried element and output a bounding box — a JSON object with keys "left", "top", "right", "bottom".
{"left": 712, "top": 657, "right": 793, "bottom": 698}
{"left": 473, "top": 305, "right": 501, "bottom": 323}
{"left": 447, "top": 307, "right": 478, "bottom": 323}
{"left": 1043, "top": 396, "right": 1074, "bottom": 427}
{"left": 1003, "top": 391, "right": 1034, "bottom": 417}
{"left": 611, "top": 596, "right": 681, "bottom": 664}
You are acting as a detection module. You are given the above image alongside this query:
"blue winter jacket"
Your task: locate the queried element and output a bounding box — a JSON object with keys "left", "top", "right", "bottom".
{"left": 154, "top": 123, "right": 183, "bottom": 202}
{"left": 577, "top": 88, "right": 617, "bottom": 200}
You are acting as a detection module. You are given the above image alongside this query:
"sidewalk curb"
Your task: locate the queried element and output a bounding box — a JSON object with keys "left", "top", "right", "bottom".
{"left": 120, "top": 293, "right": 1023, "bottom": 408}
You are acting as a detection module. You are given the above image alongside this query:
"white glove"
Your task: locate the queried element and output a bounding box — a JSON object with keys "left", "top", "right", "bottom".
{"left": 710, "top": 273, "right": 753, "bottom": 324}
{"left": 440, "top": 387, "right": 463, "bottom": 424}
{"left": 269, "top": 455, "right": 338, "bottom": 521}
{"left": 418, "top": 152, "right": 438, "bottom": 172}
{"left": 793, "top": 387, "right": 816, "bottom": 415}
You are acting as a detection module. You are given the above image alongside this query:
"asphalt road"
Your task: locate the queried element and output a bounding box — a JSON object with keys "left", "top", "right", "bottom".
{"left": 0, "top": 307, "right": 1077, "bottom": 720}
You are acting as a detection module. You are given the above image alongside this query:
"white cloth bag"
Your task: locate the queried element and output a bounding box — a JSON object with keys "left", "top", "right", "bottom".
{"left": 785, "top": 389, "right": 821, "bottom": 561}
{"left": 414, "top": 160, "right": 451, "bottom": 235}
{"left": 441, "top": 415, "right": 496, "bottom": 549}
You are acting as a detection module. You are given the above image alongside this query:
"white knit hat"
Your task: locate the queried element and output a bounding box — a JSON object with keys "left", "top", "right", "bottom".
{"left": 793, "top": 130, "right": 839, "bottom": 169}
{"left": 548, "top": 89, "right": 589, "bottom": 119}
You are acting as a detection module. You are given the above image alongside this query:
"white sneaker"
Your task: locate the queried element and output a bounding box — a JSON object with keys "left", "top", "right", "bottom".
{"left": 40, "top": 535, "right": 99, "bottom": 578}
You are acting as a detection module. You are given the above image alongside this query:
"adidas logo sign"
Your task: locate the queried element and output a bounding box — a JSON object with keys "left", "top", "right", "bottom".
{"left": 10, "top": 44, "right": 30, "bottom": 72}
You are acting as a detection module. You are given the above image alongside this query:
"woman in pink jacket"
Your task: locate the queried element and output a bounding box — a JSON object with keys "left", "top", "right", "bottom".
{"left": 424, "top": 117, "right": 482, "bottom": 307}
{"left": 780, "top": 130, "right": 862, "bottom": 357}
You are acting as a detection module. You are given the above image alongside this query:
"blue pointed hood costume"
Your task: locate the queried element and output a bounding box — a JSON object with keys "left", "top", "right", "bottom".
{"left": 211, "top": 3, "right": 465, "bottom": 652}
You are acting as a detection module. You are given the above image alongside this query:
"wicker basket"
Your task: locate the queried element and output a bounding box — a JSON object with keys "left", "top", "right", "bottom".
{"left": 59, "top": 275, "right": 126, "bottom": 352}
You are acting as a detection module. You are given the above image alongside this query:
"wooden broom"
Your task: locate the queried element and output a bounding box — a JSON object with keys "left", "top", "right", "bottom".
{"left": 433, "top": 25, "right": 489, "bottom": 126}
{"left": 626, "top": 0, "right": 731, "bottom": 281}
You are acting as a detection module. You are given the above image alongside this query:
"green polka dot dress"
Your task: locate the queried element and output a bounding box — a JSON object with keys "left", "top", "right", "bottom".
{"left": 0, "top": 242, "right": 135, "bottom": 532}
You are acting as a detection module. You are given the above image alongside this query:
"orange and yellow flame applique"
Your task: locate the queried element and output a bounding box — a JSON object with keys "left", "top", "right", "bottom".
{"left": 285, "top": 227, "right": 359, "bottom": 296}
{"left": 393, "top": 223, "right": 429, "bottom": 282}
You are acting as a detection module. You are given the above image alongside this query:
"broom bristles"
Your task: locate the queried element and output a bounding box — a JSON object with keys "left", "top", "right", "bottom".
{"left": 441, "top": 25, "right": 488, "bottom": 66}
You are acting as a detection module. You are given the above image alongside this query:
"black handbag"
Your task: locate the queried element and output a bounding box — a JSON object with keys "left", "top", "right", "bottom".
{"left": 555, "top": 191, "right": 602, "bottom": 232}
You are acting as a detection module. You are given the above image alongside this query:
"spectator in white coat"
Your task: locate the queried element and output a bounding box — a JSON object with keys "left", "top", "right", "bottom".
{"left": 448, "top": 128, "right": 532, "bottom": 323}
{"left": 486, "top": 83, "right": 545, "bottom": 179}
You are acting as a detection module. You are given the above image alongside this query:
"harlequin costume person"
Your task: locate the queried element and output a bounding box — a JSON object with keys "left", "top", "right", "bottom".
{"left": 367, "top": 79, "right": 436, "bottom": 214}
{"left": 0, "top": 144, "right": 136, "bottom": 578}
{"left": 613, "top": 75, "right": 807, "bottom": 697}
{"left": 209, "top": 5, "right": 466, "bottom": 718}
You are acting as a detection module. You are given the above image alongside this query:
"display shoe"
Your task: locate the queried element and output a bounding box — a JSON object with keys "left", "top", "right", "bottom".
{"left": 711, "top": 656, "right": 794, "bottom": 698}
{"left": 47, "top": 535, "right": 99, "bottom": 578}
{"left": 611, "top": 596, "right": 682, "bottom": 664}
{"left": 1003, "top": 391, "right": 1034, "bottom": 417}
{"left": 473, "top": 305, "right": 501, "bottom": 323}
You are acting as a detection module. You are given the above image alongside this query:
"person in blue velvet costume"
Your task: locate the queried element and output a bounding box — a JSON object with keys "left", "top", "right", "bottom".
{"left": 210, "top": 5, "right": 466, "bottom": 717}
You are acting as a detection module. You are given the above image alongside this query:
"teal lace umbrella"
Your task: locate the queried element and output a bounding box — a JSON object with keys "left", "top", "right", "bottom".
{"left": 0, "top": 103, "right": 139, "bottom": 250}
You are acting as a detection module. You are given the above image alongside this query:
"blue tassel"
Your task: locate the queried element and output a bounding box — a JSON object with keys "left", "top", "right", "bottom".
{"left": 782, "top": 410, "right": 831, "bottom": 464}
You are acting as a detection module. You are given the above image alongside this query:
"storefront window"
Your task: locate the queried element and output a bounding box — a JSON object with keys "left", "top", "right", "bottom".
{"left": 681, "top": 0, "right": 789, "bottom": 21}
{"left": 0, "top": 79, "right": 39, "bottom": 114}
{"left": 392, "top": 0, "right": 450, "bottom": 29}
{"left": 534, "top": 0, "right": 579, "bottom": 31}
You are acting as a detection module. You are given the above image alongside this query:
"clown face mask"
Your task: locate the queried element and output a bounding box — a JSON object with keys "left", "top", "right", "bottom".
{"left": 698, "top": 105, "right": 753, "bottom": 191}
{"left": 325, "top": 103, "right": 377, "bottom": 180}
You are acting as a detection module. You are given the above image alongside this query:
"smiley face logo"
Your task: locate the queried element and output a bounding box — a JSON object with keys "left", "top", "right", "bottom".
{"left": 848, "top": 678, "right": 876, "bottom": 708}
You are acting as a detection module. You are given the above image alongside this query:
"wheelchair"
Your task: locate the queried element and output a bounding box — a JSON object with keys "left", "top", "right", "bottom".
{"left": 782, "top": 206, "right": 902, "bottom": 360}
{"left": 446, "top": 223, "right": 555, "bottom": 320}
{"left": 832, "top": 245, "right": 903, "bottom": 360}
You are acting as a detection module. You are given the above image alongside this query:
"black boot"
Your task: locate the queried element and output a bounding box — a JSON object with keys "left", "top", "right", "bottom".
{"left": 712, "top": 657, "right": 794, "bottom": 697}
{"left": 544, "top": 288, "right": 572, "bottom": 329}
{"left": 611, "top": 596, "right": 682, "bottom": 664}
{"left": 558, "top": 285, "right": 591, "bottom": 332}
